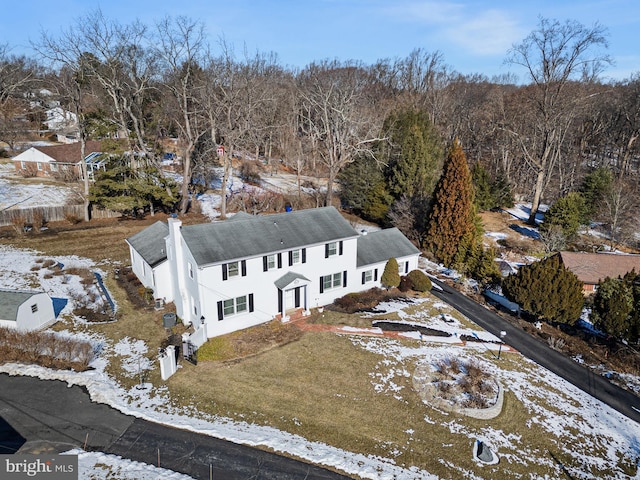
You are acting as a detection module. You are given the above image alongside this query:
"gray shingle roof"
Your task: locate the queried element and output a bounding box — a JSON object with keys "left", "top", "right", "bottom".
{"left": 125, "top": 221, "right": 169, "bottom": 267}
{"left": 0, "top": 289, "right": 43, "bottom": 322}
{"left": 182, "top": 207, "right": 359, "bottom": 267}
{"left": 356, "top": 228, "right": 421, "bottom": 268}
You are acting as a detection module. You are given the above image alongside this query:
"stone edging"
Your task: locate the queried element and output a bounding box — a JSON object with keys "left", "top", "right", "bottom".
{"left": 412, "top": 363, "right": 504, "bottom": 420}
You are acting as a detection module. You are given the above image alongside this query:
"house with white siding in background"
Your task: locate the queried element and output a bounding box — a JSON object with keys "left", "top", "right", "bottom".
{"left": 126, "top": 207, "right": 421, "bottom": 339}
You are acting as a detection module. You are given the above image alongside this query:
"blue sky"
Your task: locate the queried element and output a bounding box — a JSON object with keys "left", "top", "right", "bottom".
{"left": 4, "top": 0, "right": 639, "bottom": 82}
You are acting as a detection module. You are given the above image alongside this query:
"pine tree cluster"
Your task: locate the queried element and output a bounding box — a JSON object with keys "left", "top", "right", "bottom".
{"left": 502, "top": 255, "right": 584, "bottom": 325}
{"left": 590, "top": 271, "right": 640, "bottom": 343}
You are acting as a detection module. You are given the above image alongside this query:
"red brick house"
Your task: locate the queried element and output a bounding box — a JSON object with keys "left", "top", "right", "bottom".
{"left": 12, "top": 141, "right": 103, "bottom": 180}
{"left": 559, "top": 251, "right": 640, "bottom": 295}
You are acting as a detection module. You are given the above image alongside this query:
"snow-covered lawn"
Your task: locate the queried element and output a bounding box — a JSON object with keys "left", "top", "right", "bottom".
{"left": 1, "top": 244, "right": 640, "bottom": 478}
{"left": 0, "top": 162, "right": 81, "bottom": 210}
{"left": 1, "top": 164, "right": 639, "bottom": 478}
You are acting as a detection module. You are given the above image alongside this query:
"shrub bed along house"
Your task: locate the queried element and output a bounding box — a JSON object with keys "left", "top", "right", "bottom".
{"left": 332, "top": 287, "right": 406, "bottom": 314}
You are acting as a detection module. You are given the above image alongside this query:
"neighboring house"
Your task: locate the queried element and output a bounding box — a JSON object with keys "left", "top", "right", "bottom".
{"left": 127, "top": 207, "right": 421, "bottom": 338}
{"left": 0, "top": 289, "right": 56, "bottom": 331}
{"left": 559, "top": 251, "right": 640, "bottom": 294}
{"left": 44, "top": 106, "right": 78, "bottom": 131}
{"left": 12, "top": 141, "right": 103, "bottom": 179}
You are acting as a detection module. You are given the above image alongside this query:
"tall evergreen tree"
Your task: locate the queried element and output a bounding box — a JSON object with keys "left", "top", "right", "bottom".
{"left": 502, "top": 255, "right": 584, "bottom": 325}
{"left": 382, "top": 109, "right": 443, "bottom": 200}
{"left": 540, "top": 192, "right": 588, "bottom": 241}
{"left": 89, "top": 158, "right": 180, "bottom": 217}
{"left": 471, "top": 163, "right": 514, "bottom": 211}
{"left": 590, "top": 276, "right": 634, "bottom": 340}
{"left": 338, "top": 155, "right": 393, "bottom": 223}
{"left": 425, "top": 138, "right": 475, "bottom": 267}
{"left": 590, "top": 270, "right": 640, "bottom": 342}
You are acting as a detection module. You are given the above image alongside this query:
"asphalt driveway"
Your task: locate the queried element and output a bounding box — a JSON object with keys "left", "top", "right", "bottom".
{"left": 0, "top": 374, "right": 351, "bottom": 479}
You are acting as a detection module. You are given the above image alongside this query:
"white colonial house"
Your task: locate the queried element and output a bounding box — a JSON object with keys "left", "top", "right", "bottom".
{"left": 0, "top": 289, "right": 56, "bottom": 331}
{"left": 126, "top": 207, "right": 421, "bottom": 338}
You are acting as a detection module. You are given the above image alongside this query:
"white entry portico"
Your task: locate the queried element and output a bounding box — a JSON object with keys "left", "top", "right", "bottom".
{"left": 275, "top": 271, "right": 311, "bottom": 320}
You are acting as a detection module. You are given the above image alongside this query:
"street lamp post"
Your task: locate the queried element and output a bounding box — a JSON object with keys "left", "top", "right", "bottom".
{"left": 498, "top": 331, "right": 506, "bottom": 359}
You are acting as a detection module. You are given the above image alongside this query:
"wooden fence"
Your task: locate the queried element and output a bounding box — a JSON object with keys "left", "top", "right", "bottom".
{"left": 0, "top": 204, "right": 120, "bottom": 227}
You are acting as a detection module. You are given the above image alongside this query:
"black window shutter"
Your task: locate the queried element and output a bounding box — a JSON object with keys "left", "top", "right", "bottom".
{"left": 362, "top": 272, "right": 366, "bottom": 284}
{"left": 325, "top": 244, "right": 329, "bottom": 258}
{"left": 277, "top": 253, "right": 282, "bottom": 268}
{"left": 249, "top": 294, "right": 254, "bottom": 312}
{"left": 222, "top": 264, "right": 228, "bottom": 280}
{"left": 405, "top": 261, "right": 409, "bottom": 274}
{"left": 278, "top": 290, "right": 283, "bottom": 312}
{"left": 319, "top": 276, "right": 324, "bottom": 293}
{"left": 263, "top": 256, "right": 268, "bottom": 272}
{"left": 339, "top": 241, "right": 343, "bottom": 255}
{"left": 217, "top": 301, "right": 223, "bottom": 320}
{"left": 343, "top": 270, "right": 347, "bottom": 287}
{"left": 374, "top": 268, "right": 378, "bottom": 281}
{"left": 288, "top": 251, "right": 293, "bottom": 266}
{"left": 295, "top": 287, "right": 300, "bottom": 308}
{"left": 302, "top": 248, "right": 306, "bottom": 263}
{"left": 241, "top": 260, "right": 247, "bottom": 276}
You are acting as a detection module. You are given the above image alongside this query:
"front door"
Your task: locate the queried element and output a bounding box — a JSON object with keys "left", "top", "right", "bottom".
{"left": 284, "top": 288, "right": 295, "bottom": 311}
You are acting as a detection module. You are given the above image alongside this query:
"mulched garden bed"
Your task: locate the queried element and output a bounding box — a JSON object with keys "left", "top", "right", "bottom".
{"left": 373, "top": 320, "right": 451, "bottom": 337}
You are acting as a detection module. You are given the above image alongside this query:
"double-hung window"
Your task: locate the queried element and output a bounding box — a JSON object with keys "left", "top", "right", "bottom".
{"left": 321, "top": 272, "right": 342, "bottom": 292}
{"left": 218, "top": 294, "right": 254, "bottom": 320}
{"left": 361, "top": 268, "right": 378, "bottom": 284}
{"left": 223, "top": 260, "right": 246, "bottom": 280}
{"left": 227, "top": 261, "right": 239, "bottom": 277}
{"left": 327, "top": 242, "right": 337, "bottom": 257}
{"left": 288, "top": 248, "right": 306, "bottom": 266}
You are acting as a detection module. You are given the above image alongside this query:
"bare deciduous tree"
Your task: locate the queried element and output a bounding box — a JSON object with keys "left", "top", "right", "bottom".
{"left": 35, "top": 31, "right": 99, "bottom": 221}
{"left": 155, "top": 16, "right": 207, "bottom": 214}
{"left": 505, "top": 17, "right": 611, "bottom": 225}
{"left": 297, "top": 60, "right": 385, "bottom": 206}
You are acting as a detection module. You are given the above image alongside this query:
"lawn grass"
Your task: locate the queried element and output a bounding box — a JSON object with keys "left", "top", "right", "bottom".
{"left": 2, "top": 218, "right": 637, "bottom": 479}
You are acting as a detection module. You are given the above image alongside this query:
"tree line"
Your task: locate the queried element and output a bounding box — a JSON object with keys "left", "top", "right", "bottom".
{"left": 1, "top": 14, "right": 638, "bottom": 241}
{"left": 0, "top": 12, "right": 637, "bottom": 223}
{"left": 2, "top": 11, "right": 640, "bottom": 341}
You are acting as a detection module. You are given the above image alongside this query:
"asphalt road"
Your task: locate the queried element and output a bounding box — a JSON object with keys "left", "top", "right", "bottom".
{"left": 431, "top": 278, "right": 640, "bottom": 424}
{"left": 0, "top": 374, "right": 351, "bottom": 479}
